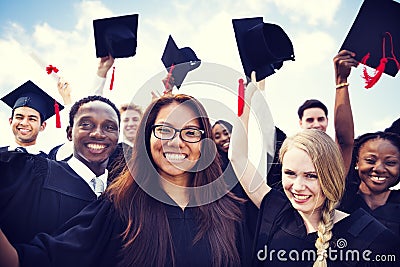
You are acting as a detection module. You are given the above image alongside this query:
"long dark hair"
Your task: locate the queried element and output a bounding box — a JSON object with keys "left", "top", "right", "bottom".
{"left": 107, "top": 94, "right": 242, "bottom": 267}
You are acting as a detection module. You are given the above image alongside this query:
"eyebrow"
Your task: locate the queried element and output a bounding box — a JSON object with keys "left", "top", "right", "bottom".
{"left": 78, "top": 116, "right": 118, "bottom": 124}
{"left": 156, "top": 121, "right": 201, "bottom": 128}
{"left": 15, "top": 113, "right": 40, "bottom": 119}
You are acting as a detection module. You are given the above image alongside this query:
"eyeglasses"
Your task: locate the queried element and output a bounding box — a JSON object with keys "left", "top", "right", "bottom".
{"left": 152, "top": 124, "right": 204, "bottom": 143}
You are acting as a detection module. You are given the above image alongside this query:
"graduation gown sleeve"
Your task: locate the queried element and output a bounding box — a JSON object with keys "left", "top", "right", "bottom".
{"left": 16, "top": 197, "right": 125, "bottom": 267}
{"left": 0, "top": 151, "right": 97, "bottom": 244}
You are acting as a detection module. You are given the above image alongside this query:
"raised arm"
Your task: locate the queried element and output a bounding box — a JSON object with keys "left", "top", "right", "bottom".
{"left": 91, "top": 55, "right": 115, "bottom": 96}
{"left": 228, "top": 80, "right": 271, "bottom": 208}
{"left": 0, "top": 229, "right": 18, "bottom": 267}
{"left": 333, "top": 50, "right": 358, "bottom": 174}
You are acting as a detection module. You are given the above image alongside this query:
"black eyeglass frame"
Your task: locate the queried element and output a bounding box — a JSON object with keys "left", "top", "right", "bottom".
{"left": 151, "top": 124, "right": 205, "bottom": 143}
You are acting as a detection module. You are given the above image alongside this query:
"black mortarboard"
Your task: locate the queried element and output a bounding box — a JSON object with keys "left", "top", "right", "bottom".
{"left": 93, "top": 14, "right": 139, "bottom": 58}
{"left": 161, "top": 35, "right": 201, "bottom": 89}
{"left": 340, "top": 0, "right": 400, "bottom": 77}
{"left": 1, "top": 80, "right": 64, "bottom": 125}
{"left": 232, "top": 17, "right": 295, "bottom": 81}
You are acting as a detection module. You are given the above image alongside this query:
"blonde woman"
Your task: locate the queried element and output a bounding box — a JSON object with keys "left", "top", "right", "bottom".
{"left": 229, "top": 83, "right": 400, "bottom": 266}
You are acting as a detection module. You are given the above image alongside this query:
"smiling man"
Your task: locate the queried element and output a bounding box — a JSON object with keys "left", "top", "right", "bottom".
{"left": 0, "top": 95, "right": 120, "bottom": 245}
{"left": 297, "top": 99, "right": 329, "bottom": 132}
{"left": 0, "top": 80, "right": 65, "bottom": 157}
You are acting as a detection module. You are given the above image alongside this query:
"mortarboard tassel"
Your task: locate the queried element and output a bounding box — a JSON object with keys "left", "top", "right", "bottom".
{"left": 46, "top": 65, "right": 59, "bottom": 74}
{"left": 109, "top": 66, "right": 115, "bottom": 90}
{"left": 361, "top": 32, "right": 400, "bottom": 89}
{"left": 54, "top": 100, "right": 61, "bottom": 128}
{"left": 361, "top": 53, "right": 387, "bottom": 89}
{"left": 238, "top": 78, "right": 244, "bottom": 116}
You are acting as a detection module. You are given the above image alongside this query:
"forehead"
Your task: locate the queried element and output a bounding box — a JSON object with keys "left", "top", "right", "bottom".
{"left": 122, "top": 109, "right": 141, "bottom": 118}
{"left": 282, "top": 147, "right": 315, "bottom": 171}
{"left": 360, "top": 138, "right": 400, "bottom": 155}
{"left": 75, "top": 101, "right": 118, "bottom": 121}
{"left": 302, "top": 107, "right": 326, "bottom": 118}
{"left": 155, "top": 102, "right": 199, "bottom": 126}
{"left": 13, "top": 106, "right": 41, "bottom": 117}
{"left": 213, "top": 123, "right": 228, "bottom": 133}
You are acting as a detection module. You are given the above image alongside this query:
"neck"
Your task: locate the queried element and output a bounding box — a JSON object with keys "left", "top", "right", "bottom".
{"left": 298, "top": 210, "right": 322, "bottom": 234}
{"left": 160, "top": 175, "right": 190, "bottom": 210}
{"left": 16, "top": 140, "right": 35, "bottom": 147}
{"left": 77, "top": 157, "right": 108, "bottom": 177}
{"left": 359, "top": 183, "right": 391, "bottom": 210}
{"left": 123, "top": 138, "right": 134, "bottom": 147}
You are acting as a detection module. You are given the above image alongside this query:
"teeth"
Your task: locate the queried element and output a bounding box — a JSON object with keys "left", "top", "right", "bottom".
{"left": 371, "top": 176, "right": 386, "bottom": 181}
{"left": 87, "top": 144, "right": 106, "bottom": 150}
{"left": 165, "top": 153, "right": 185, "bottom": 161}
{"left": 222, "top": 142, "right": 230, "bottom": 148}
{"left": 293, "top": 193, "right": 310, "bottom": 200}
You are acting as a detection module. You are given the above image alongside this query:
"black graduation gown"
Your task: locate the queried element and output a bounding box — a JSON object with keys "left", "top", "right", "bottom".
{"left": 339, "top": 175, "right": 400, "bottom": 236}
{"left": 0, "top": 145, "right": 48, "bottom": 158}
{"left": 0, "top": 151, "right": 97, "bottom": 244}
{"left": 15, "top": 193, "right": 251, "bottom": 267}
{"left": 265, "top": 126, "right": 286, "bottom": 190}
{"left": 253, "top": 189, "right": 400, "bottom": 267}
{"left": 216, "top": 149, "right": 259, "bottom": 245}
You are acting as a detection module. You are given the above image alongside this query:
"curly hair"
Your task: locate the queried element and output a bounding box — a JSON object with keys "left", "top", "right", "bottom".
{"left": 68, "top": 95, "right": 120, "bottom": 127}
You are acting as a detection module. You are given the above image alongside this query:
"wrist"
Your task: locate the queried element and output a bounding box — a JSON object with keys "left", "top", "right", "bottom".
{"left": 336, "top": 82, "right": 349, "bottom": 90}
{"left": 97, "top": 69, "right": 107, "bottom": 78}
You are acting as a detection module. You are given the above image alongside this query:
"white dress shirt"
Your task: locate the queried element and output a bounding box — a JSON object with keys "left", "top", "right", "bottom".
{"left": 67, "top": 156, "right": 108, "bottom": 196}
{"left": 8, "top": 141, "right": 46, "bottom": 155}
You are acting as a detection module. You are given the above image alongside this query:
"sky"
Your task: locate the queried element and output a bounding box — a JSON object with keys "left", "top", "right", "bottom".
{"left": 0, "top": 0, "right": 399, "bottom": 153}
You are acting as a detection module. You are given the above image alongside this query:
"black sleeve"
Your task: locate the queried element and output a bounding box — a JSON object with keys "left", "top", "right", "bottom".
{"left": 15, "top": 198, "right": 125, "bottom": 267}
{"left": 252, "top": 189, "right": 289, "bottom": 266}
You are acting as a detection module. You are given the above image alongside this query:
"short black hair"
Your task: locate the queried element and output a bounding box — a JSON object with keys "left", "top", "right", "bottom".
{"left": 69, "top": 95, "right": 121, "bottom": 127}
{"left": 297, "top": 99, "right": 328, "bottom": 119}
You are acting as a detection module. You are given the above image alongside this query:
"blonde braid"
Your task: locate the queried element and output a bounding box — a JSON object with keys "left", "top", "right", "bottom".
{"left": 313, "top": 203, "right": 335, "bottom": 267}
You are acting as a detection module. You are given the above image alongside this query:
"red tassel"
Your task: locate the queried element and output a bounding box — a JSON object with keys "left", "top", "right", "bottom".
{"left": 109, "top": 66, "right": 115, "bottom": 90}
{"left": 238, "top": 79, "right": 244, "bottom": 116}
{"left": 46, "top": 65, "right": 59, "bottom": 74}
{"left": 54, "top": 100, "right": 61, "bottom": 128}
{"left": 361, "top": 53, "right": 388, "bottom": 89}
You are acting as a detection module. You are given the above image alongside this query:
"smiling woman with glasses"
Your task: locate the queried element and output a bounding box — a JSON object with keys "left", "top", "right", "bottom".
{"left": 0, "top": 93, "right": 251, "bottom": 267}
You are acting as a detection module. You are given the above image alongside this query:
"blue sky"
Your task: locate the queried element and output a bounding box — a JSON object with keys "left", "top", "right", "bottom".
{"left": 0, "top": 0, "right": 399, "bottom": 152}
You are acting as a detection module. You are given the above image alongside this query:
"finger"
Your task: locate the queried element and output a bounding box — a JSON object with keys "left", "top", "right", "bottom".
{"left": 250, "top": 71, "right": 257, "bottom": 84}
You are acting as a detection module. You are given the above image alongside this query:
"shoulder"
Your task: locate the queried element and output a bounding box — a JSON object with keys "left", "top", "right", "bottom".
{"left": 334, "top": 208, "right": 400, "bottom": 249}
{"left": 388, "top": 189, "right": 400, "bottom": 201}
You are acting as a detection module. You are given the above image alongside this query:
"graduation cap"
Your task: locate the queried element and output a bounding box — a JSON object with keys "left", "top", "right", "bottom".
{"left": 232, "top": 17, "right": 295, "bottom": 81}
{"left": 93, "top": 14, "right": 139, "bottom": 58}
{"left": 161, "top": 35, "right": 201, "bottom": 89}
{"left": 340, "top": 0, "right": 400, "bottom": 88}
{"left": 1, "top": 80, "right": 64, "bottom": 127}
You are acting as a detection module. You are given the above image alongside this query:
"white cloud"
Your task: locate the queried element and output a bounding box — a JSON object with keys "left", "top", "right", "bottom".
{"left": 273, "top": 0, "right": 342, "bottom": 26}
{"left": 1, "top": 0, "right": 398, "bottom": 152}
